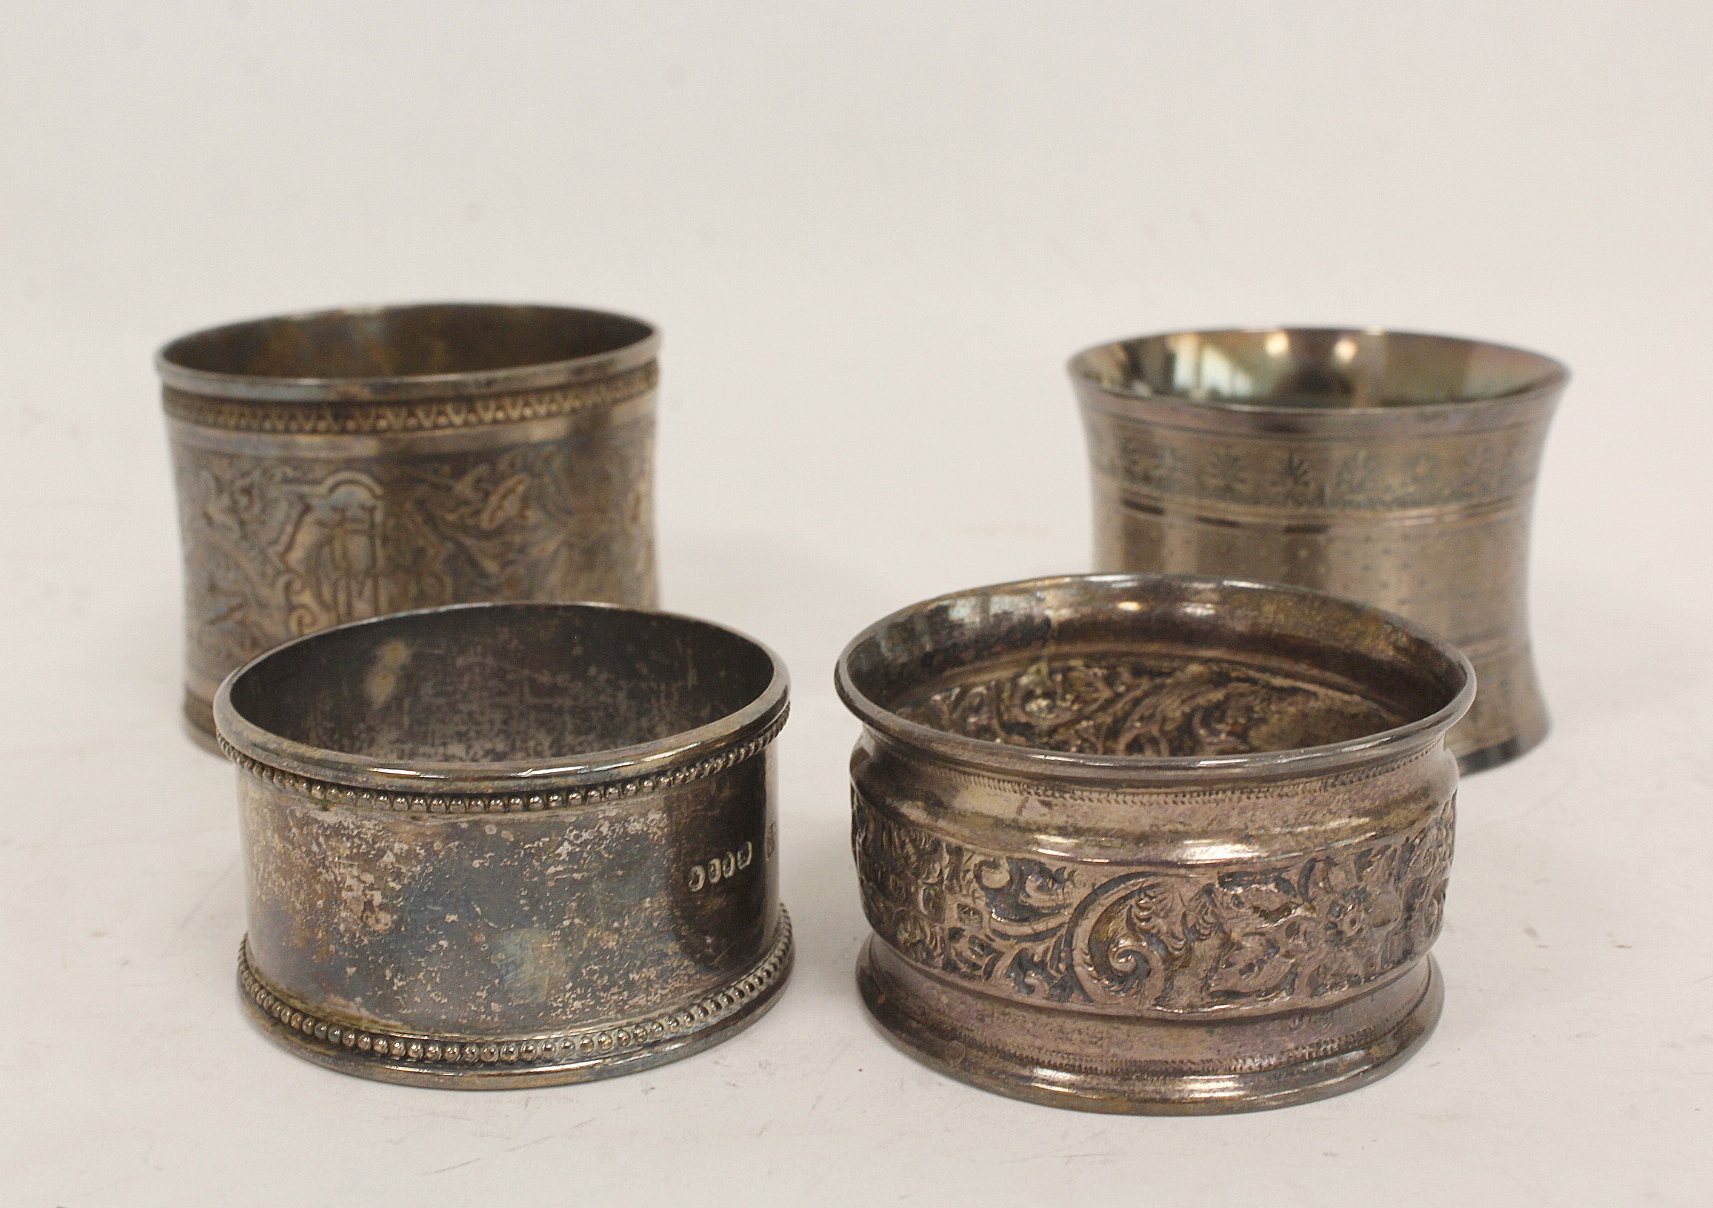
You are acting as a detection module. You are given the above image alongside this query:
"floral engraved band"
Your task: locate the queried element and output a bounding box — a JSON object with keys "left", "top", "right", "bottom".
{"left": 837, "top": 573, "right": 1472, "bottom": 1114}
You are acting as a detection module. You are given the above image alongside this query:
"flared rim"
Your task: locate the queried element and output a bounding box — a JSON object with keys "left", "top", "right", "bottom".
{"left": 1069, "top": 326, "right": 1568, "bottom": 420}
{"left": 159, "top": 301, "right": 659, "bottom": 403}
{"left": 214, "top": 601, "right": 788, "bottom": 799}
{"left": 835, "top": 573, "right": 1474, "bottom": 782}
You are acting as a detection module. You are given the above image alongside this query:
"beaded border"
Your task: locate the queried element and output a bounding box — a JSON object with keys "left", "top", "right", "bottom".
{"left": 164, "top": 363, "right": 656, "bottom": 435}
{"left": 218, "top": 706, "right": 786, "bottom": 815}
{"left": 239, "top": 912, "right": 792, "bottom": 1069}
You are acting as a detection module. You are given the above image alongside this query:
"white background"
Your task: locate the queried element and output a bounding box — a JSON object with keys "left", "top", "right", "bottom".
{"left": 3, "top": 2, "right": 1710, "bottom": 1204}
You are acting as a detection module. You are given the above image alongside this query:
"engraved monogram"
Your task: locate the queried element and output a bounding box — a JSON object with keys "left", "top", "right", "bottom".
{"left": 897, "top": 654, "right": 1404, "bottom": 757}
{"left": 270, "top": 470, "right": 386, "bottom": 630}
{"left": 853, "top": 798, "right": 1453, "bottom": 1015}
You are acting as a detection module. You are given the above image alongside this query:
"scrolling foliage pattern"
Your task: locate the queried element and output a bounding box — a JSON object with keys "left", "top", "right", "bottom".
{"left": 898, "top": 654, "right": 1405, "bottom": 758}
{"left": 853, "top": 798, "right": 1452, "bottom": 1014}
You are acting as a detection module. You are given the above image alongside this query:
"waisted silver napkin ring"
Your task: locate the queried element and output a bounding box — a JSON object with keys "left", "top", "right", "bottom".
{"left": 1072, "top": 327, "right": 1564, "bottom": 771}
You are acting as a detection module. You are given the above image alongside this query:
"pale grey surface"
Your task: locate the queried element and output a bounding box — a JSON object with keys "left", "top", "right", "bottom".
{"left": 2, "top": 2, "right": 1709, "bottom": 1204}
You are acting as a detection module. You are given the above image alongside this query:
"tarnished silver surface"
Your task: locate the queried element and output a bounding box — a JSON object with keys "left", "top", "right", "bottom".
{"left": 162, "top": 302, "right": 660, "bottom": 750}
{"left": 215, "top": 602, "right": 791, "bottom": 1089}
{"left": 1071, "top": 328, "right": 1565, "bottom": 772}
{"left": 837, "top": 574, "right": 1472, "bottom": 1113}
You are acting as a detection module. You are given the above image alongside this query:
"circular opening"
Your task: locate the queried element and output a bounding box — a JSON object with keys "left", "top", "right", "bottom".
{"left": 1074, "top": 328, "right": 1564, "bottom": 410}
{"left": 161, "top": 303, "right": 654, "bottom": 383}
{"left": 839, "top": 575, "right": 1470, "bottom": 765}
{"left": 225, "top": 604, "right": 778, "bottom": 767}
